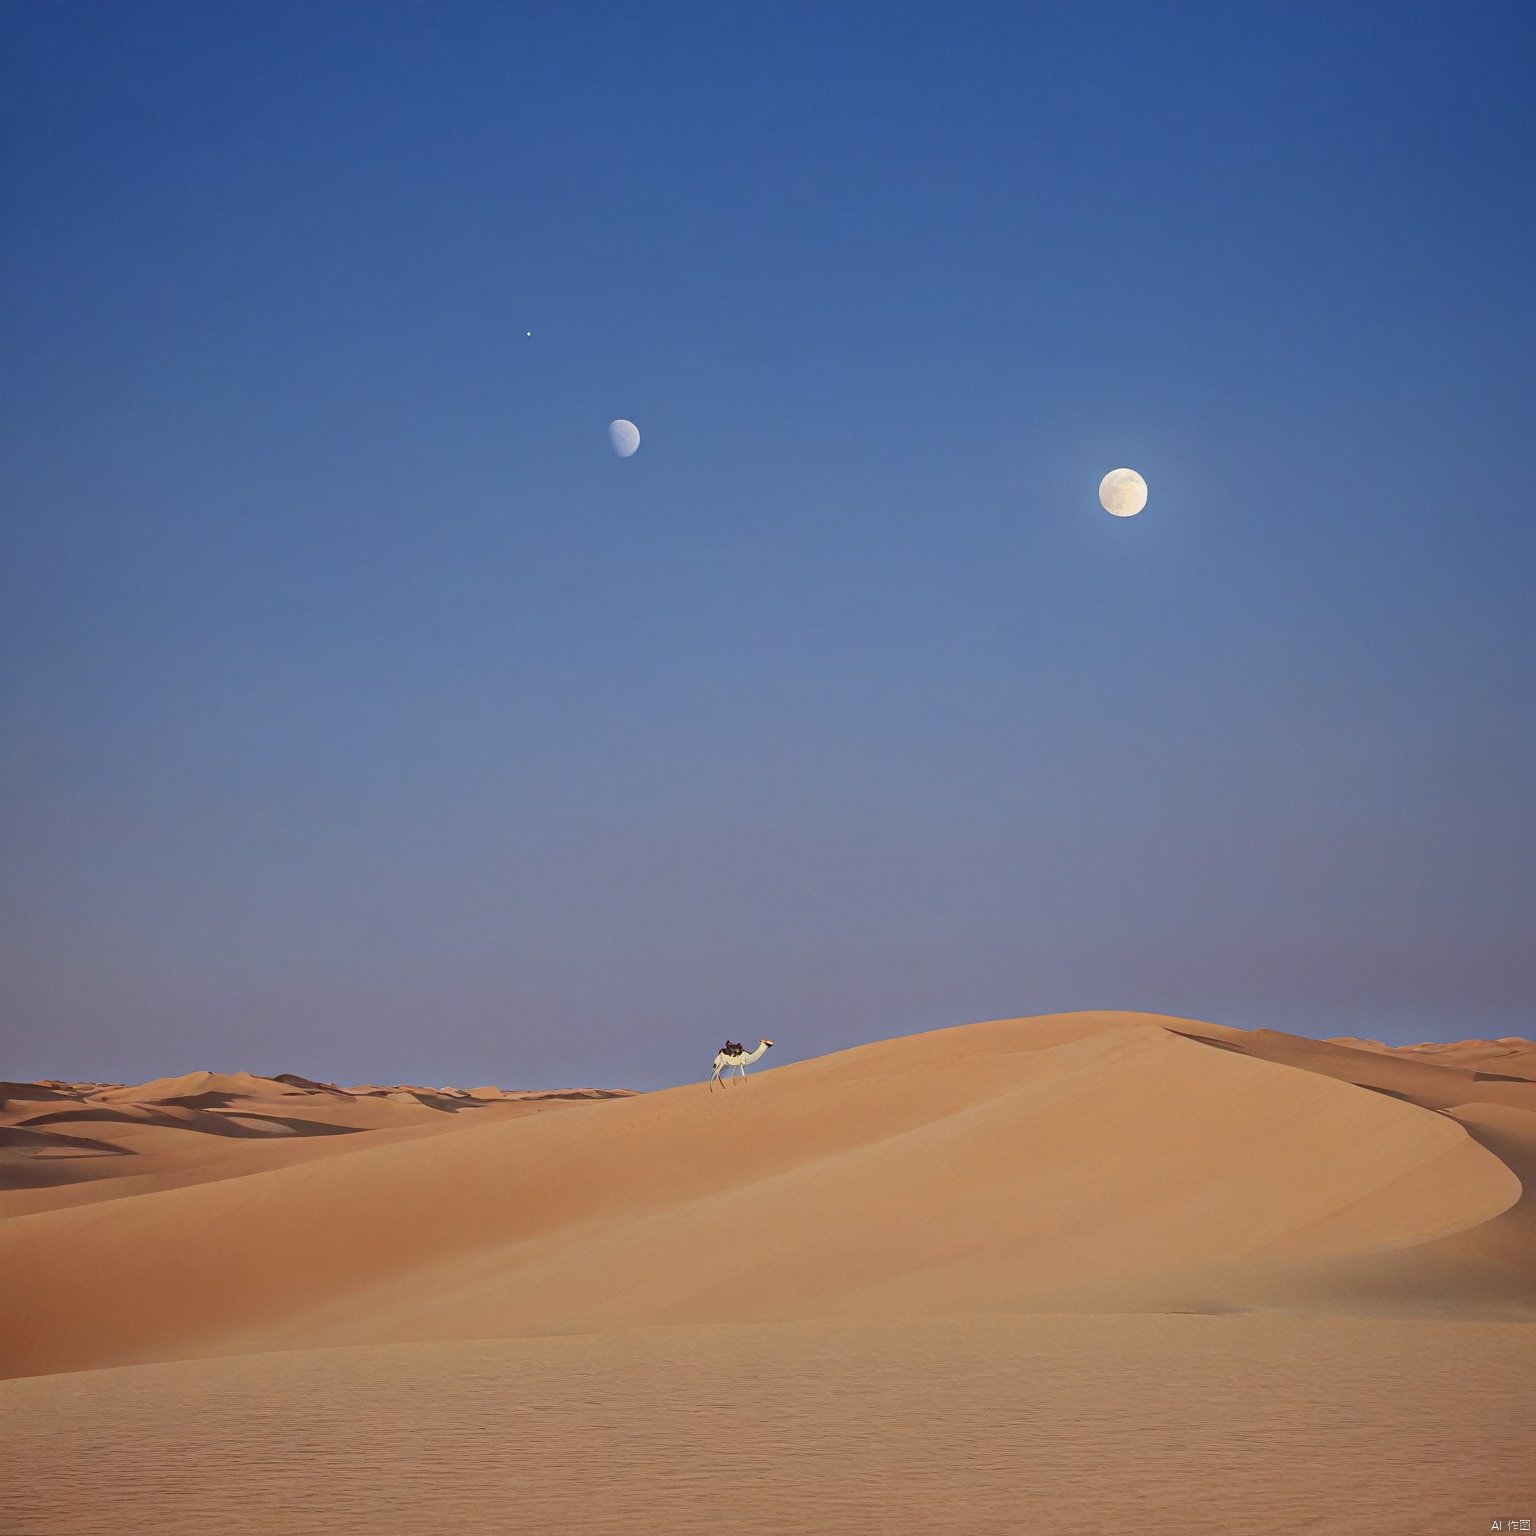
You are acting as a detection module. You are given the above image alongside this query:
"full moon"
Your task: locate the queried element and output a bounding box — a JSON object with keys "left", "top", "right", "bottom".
{"left": 609, "top": 419, "right": 640, "bottom": 458}
{"left": 1099, "top": 467, "right": 1148, "bottom": 517}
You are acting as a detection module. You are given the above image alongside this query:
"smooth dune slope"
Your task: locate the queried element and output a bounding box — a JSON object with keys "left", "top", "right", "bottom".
{"left": 3, "top": 1012, "right": 1531, "bottom": 1380}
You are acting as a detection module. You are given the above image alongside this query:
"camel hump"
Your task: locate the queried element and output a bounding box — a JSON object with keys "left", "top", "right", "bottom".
{"left": 722, "top": 1040, "right": 744, "bottom": 1057}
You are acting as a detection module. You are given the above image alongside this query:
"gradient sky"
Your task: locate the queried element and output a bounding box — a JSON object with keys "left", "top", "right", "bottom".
{"left": 3, "top": 1, "right": 1533, "bottom": 1089}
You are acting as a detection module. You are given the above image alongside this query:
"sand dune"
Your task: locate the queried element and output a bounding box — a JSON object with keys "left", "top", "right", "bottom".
{"left": 0, "top": 1071, "right": 635, "bottom": 1217}
{"left": 3, "top": 1012, "right": 1532, "bottom": 1379}
{"left": 4, "top": 1012, "right": 1532, "bottom": 1534}
{"left": 1331, "top": 1033, "right": 1536, "bottom": 1082}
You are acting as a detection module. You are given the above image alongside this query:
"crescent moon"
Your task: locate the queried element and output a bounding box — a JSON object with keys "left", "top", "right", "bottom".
{"left": 1098, "top": 468, "right": 1148, "bottom": 517}
{"left": 609, "top": 419, "right": 640, "bottom": 458}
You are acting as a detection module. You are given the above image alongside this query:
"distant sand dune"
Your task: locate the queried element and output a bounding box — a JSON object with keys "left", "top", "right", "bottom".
{"left": 0, "top": 1072, "right": 634, "bottom": 1219}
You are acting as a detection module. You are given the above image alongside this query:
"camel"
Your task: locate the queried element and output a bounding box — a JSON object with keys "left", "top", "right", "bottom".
{"left": 710, "top": 1038, "right": 774, "bottom": 1090}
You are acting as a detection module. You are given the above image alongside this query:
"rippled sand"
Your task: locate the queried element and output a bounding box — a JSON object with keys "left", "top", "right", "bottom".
{"left": 6, "top": 1314, "right": 1532, "bottom": 1536}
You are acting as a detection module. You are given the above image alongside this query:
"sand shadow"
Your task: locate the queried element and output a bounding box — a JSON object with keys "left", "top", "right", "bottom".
{"left": 527, "top": 1090, "right": 634, "bottom": 1101}
{"left": 1166, "top": 1031, "right": 1250, "bottom": 1056}
{"left": 1351, "top": 1083, "right": 1434, "bottom": 1108}
{"left": 0, "top": 1125, "right": 129, "bottom": 1156}
{"left": 0, "top": 1083, "right": 84, "bottom": 1107}
{"left": 16, "top": 1106, "right": 363, "bottom": 1139}
{"left": 0, "top": 1126, "right": 135, "bottom": 1192}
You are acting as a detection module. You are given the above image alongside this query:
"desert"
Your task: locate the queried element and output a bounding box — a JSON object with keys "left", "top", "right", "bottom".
{"left": 4, "top": 1011, "right": 1533, "bottom": 1534}
{"left": 9, "top": 2, "right": 1535, "bottom": 1530}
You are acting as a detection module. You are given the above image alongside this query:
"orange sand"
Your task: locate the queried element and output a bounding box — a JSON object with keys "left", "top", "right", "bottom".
{"left": 3, "top": 1012, "right": 1532, "bottom": 1534}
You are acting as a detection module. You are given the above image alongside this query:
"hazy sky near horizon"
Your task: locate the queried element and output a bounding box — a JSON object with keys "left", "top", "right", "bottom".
{"left": 3, "top": 1, "right": 1533, "bottom": 1088}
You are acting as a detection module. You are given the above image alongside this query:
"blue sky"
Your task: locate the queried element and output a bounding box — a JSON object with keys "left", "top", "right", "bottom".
{"left": 3, "top": 1, "right": 1533, "bottom": 1087}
